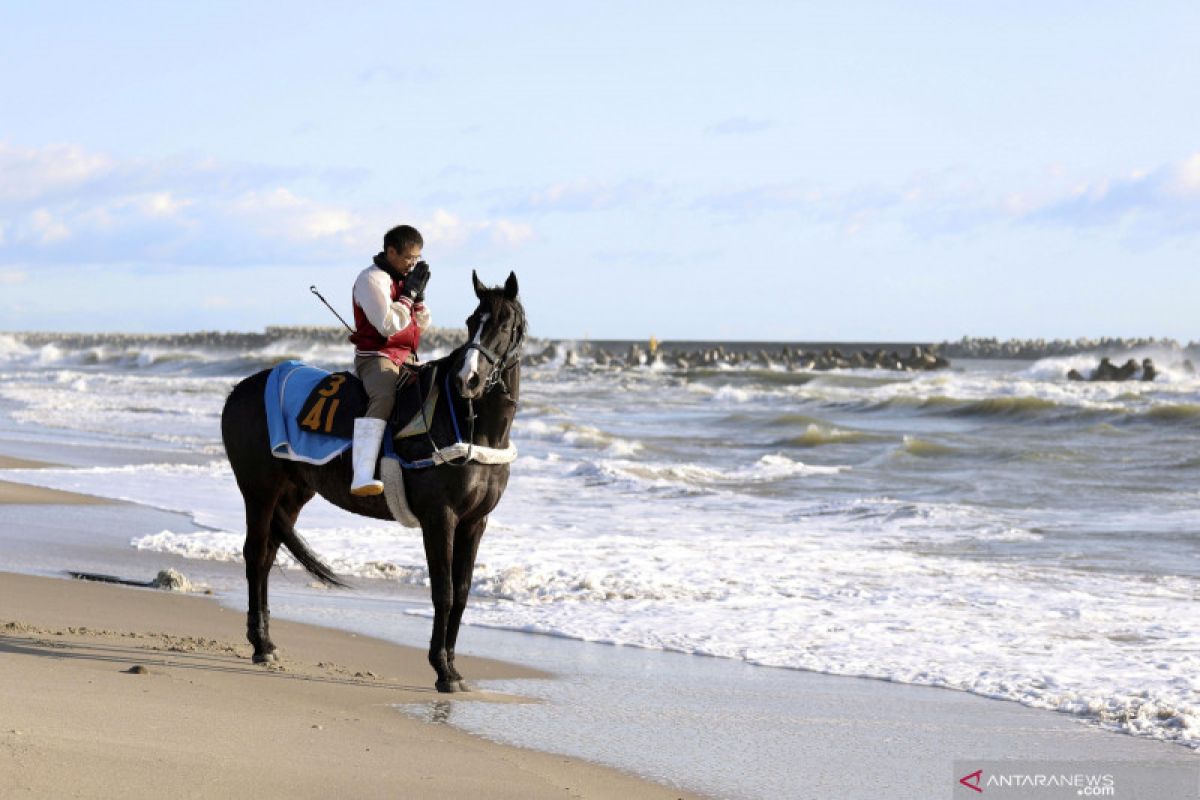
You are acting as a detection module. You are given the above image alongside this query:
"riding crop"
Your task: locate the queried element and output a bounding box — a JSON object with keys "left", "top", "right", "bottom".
{"left": 309, "top": 285, "right": 355, "bottom": 334}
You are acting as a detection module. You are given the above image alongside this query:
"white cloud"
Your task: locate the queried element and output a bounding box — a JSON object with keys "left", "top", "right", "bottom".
{"left": 422, "top": 209, "right": 471, "bottom": 246}
{"left": 492, "top": 219, "right": 533, "bottom": 246}
{"left": 1169, "top": 153, "right": 1200, "bottom": 195}
{"left": 232, "top": 188, "right": 365, "bottom": 244}
{"left": 1002, "top": 193, "right": 1030, "bottom": 215}
{"left": 420, "top": 208, "right": 533, "bottom": 251}
{"left": 0, "top": 268, "right": 26, "bottom": 285}
{"left": 0, "top": 142, "right": 367, "bottom": 258}
{"left": 1023, "top": 153, "right": 1200, "bottom": 235}
{"left": 0, "top": 142, "right": 537, "bottom": 269}
{"left": 75, "top": 192, "right": 194, "bottom": 232}
{"left": 0, "top": 141, "right": 114, "bottom": 205}
{"left": 139, "top": 192, "right": 191, "bottom": 218}
{"left": 696, "top": 151, "right": 1200, "bottom": 241}
{"left": 29, "top": 208, "right": 70, "bottom": 243}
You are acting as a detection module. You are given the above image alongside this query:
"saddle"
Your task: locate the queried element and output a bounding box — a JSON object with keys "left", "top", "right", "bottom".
{"left": 295, "top": 365, "right": 441, "bottom": 440}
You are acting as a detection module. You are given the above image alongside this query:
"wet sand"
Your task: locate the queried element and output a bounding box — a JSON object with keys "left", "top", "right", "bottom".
{"left": 0, "top": 480, "right": 116, "bottom": 505}
{"left": 0, "top": 571, "right": 697, "bottom": 799}
{"left": 0, "top": 454, "right": 117, "bottom": 505}
{"left": 0, "top": 455, "right": 53, "bottom": 469}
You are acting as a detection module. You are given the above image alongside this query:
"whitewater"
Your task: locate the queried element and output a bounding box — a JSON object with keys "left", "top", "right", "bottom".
{"left": 0, "top": 331, "right": 1198, "bottom": 749}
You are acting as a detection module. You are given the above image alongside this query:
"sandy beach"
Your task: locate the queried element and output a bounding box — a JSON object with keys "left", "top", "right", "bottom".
{"left": 0, "top": 570, "right": 697, "bottom": 800}
{"left": 0, "top": 454, "right": 697, "bottom": 798}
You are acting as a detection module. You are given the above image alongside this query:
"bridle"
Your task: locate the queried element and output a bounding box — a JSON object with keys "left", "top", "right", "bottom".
{"left": 462, "top": 310, "right": 525, "bottom": 398}
{"left": 416, "top": 299, "right": 525, "bottom": 467}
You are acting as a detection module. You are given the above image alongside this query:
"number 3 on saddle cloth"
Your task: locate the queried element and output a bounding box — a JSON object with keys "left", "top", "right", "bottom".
{"left": 262, "top": 359, "right": 441, "bottom": 467}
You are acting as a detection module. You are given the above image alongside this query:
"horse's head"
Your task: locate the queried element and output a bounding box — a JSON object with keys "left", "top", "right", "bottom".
{"left": 456, "top": 270, "right": 525, "bottom": 400}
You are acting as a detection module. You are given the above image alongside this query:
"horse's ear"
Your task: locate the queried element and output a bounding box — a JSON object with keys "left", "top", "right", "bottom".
{"left": 472, "top": 269, "right": 486, "bottom": 298}
{"left": 504, "top": 271, "right": 519, "bottom": 299}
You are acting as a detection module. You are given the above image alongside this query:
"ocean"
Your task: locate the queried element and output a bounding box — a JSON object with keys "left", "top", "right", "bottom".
{"left": 0, "top": 330, "right": 1198, "bottom": 759}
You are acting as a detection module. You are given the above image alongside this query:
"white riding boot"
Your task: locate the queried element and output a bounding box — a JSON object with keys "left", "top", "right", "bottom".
{"left": 350, "top": 417, "right": 386, "bottom": 496}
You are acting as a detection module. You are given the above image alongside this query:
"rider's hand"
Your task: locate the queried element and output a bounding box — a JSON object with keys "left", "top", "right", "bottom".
{"left": 406, "top": 261, "right": 431, "bottom": 304}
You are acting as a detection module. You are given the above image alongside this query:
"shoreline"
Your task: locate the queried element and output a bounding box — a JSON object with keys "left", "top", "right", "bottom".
{"left": 0, "top": 479, "right": 118, "bottom": 505}
{"left": 0, "top": 453, "right": 120, "bottom": 506}
{"left": 0, "top": 570, "right": 697, "bottom": 800}
{"left": 0, "top": 454, "right": 55, "bottom": 469}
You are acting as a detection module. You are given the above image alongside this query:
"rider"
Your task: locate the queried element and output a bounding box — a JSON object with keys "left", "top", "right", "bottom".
{"left": 347, "top": 224, "right": 432, "bottom": 495}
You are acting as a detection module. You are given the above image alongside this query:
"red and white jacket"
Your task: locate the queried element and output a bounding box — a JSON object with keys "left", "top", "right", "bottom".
{"left": 348, "top": 263, "right": 432, "bottom": 365}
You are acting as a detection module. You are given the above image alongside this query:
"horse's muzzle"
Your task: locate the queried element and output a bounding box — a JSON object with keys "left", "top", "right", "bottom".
{"left": 456, "top": 371, "right": 484, "bottom": 399}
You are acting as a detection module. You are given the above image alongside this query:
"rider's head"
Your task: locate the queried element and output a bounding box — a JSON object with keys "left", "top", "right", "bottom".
{"left": 383, "top": 225, "right": 424, "bottom": 275}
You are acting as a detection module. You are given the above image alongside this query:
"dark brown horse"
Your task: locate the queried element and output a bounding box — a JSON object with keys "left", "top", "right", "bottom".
{"left": 220, "top": 271, "right": 524, "bottom": 692}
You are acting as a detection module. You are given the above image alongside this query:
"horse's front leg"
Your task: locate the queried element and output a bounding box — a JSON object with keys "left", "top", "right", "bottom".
{"left": 422, "top": 509, "right": 460, "bottom": 693}
{"left": 445, "top": 516, "right": 487, "bottom": 691}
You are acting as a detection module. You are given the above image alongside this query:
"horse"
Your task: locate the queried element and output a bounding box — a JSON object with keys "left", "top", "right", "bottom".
{"left": 220, "top": 271, "right": 525, "bottom": 693}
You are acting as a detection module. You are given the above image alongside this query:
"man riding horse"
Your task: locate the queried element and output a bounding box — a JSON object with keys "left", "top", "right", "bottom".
{"left": 348, "top": 224, "right": 432, "bottom": 496}
{"left": 222, "top": 261, "right": 525, "bottom": 690}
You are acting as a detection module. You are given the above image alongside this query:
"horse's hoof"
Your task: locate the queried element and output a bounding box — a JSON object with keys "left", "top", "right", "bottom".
{"left": 455, "top": 680, "right": 474, "bottom": 693}
{"left": 435, "top": 679, "right": 462, "bottom": 694}
{"left": 252, "top": 651, "right": 278, "bottom": 664}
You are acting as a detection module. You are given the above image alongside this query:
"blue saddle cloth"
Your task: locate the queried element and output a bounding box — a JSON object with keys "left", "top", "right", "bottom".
{"left": 264, "top": 360, "right": 355, "bottom": 464}
{"left": 265, "top": 359, "right": 462, "bottom": 469}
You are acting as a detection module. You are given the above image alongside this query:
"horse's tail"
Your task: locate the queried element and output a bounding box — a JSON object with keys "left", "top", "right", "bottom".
{"left": 272, "top": 511, "right": 349, "bottom": 589}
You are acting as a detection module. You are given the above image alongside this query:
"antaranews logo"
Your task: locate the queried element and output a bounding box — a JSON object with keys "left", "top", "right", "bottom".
{"left": 952, "top": 762, "right": 1137, "bottom": 797}
{"left": 959, "top": 769, "right": 983, "bottom": 793}
{"left": 955, "top": 759, "right": 1199, "bottom": 799}
{"left": 956, "top": 767, "right": 1115, "bottom": 796}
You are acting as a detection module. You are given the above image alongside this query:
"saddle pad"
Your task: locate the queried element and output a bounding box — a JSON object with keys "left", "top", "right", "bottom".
{"left": 265, "top": 360, "right": 441, "bottom": 466}
{"left": 265, "top": 361, "right": 354, "bottom": 465}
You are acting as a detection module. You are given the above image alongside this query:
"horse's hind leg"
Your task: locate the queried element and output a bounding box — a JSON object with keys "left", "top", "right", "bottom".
{"left": 223, "top": 370, "right": 318, "bottom": 664}
{"left": 242, "top": 488, "right": 282, "bottom": 663}
{"left": 259, "top": 483, "right": 315, "bottom": 657}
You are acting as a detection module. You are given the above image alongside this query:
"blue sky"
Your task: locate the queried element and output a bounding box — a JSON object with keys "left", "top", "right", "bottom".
{"left": 1, "top": 1, "right": 1198, "bottom": 341}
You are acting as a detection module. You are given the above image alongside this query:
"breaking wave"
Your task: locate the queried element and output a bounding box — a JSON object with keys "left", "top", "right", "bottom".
{"left": 899, "top": 436, "right": 960, "bottom": 458}
{"left": 773, "top": 424, "right": 882, "bottom": 448}
{"left": 569, "top": 453, "right": 846, "bottom": 495}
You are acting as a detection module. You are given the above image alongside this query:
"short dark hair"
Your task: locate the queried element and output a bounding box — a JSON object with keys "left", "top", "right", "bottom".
{"left": 383, "top": 225, "right": 423, "bottom": 253}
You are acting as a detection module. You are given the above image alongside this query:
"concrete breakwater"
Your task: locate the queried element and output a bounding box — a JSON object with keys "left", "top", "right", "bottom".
{"left": 936, "top": 336, "right": 1198, "bottom": 359}
{"left": 526, "top": 342, "right": 950, "bottom": 372}
{"left": 548, "top": 336, "right": 1197, "bottom": 368}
